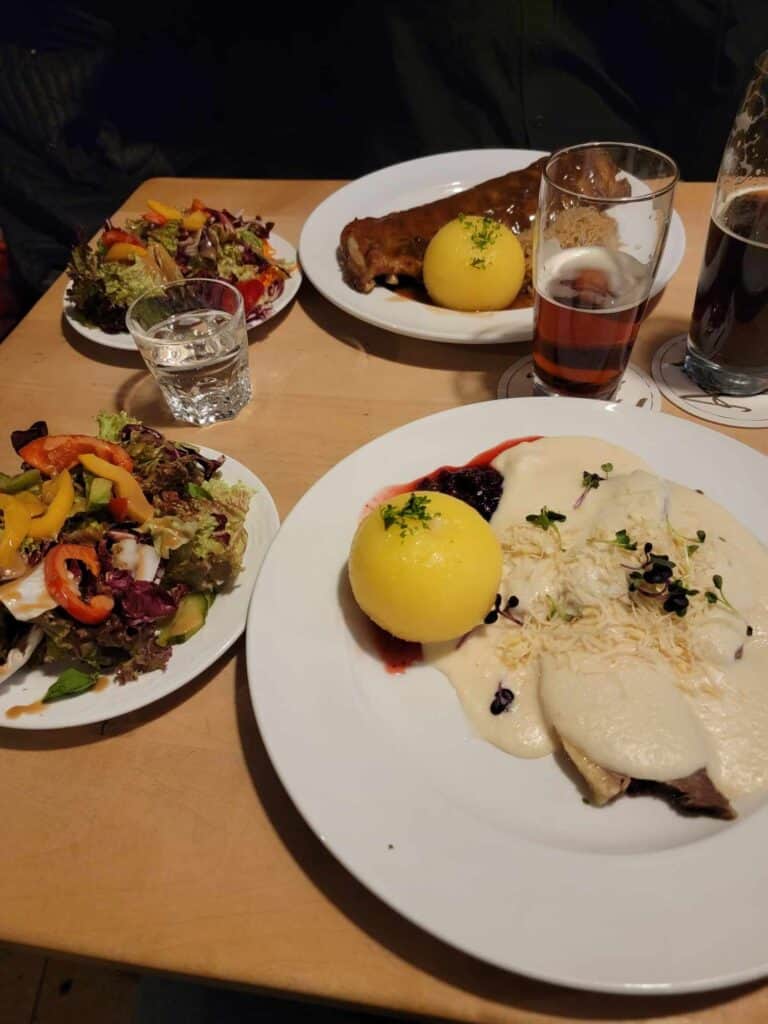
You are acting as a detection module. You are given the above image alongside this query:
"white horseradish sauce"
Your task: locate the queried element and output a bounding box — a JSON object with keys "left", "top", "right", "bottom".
{"left": 424, "top": 437, "right": 768, "bottom": 800}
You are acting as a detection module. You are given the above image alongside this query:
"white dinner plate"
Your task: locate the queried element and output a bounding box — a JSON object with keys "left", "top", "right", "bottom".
{"left": 1, "top": 447, "right": 279, "bottom": 729}
{"left": 299, "top": 149, "right": 686, "bottom": 345}
{"left": 246, "top": 398, "right": 768, "bottom": 994}
{"left": 62, "top": 233, "right": 302, "bottom": 351}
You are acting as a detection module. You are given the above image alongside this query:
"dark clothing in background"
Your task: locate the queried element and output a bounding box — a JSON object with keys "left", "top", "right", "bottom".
{"left": 0, "top": 0, "right": 766, "bottom": 305}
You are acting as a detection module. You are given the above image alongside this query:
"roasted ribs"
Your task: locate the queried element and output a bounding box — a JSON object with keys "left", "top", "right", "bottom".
{"left": 339, "top": 150, "right": 631, "bottom": 294}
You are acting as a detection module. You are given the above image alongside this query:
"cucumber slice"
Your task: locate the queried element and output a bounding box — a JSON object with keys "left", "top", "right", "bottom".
{"left": 87, "top": 476, "right": 113, "bottom": 510}
{"left": 157, "top": 593, "right": 212, "bottom": 645}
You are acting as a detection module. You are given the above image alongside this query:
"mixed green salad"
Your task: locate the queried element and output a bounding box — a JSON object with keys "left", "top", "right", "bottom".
{"left": 67, "top": 198, "right": 295, "bottom": 332}
{"left": 0, "top": 413, "right": 251, "bottom": 704}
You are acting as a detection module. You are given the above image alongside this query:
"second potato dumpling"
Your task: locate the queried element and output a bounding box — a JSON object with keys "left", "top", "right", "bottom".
{"left": 423, "top": 215, "right": 525, "bottom": 312}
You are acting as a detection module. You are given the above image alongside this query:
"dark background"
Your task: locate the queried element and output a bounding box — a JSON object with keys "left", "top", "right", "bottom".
{"left": 1, "top": 0, "right": 767, "bottom": 315}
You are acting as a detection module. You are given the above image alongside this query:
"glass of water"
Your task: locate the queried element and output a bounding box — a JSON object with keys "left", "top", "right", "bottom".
{"left": 126, "top": 278, "right": 251, "bottom": 425}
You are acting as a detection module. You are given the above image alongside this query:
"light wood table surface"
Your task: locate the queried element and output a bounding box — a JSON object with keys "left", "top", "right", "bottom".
{"left": 0, "top": 177, "right": 766, "bottom": 1024}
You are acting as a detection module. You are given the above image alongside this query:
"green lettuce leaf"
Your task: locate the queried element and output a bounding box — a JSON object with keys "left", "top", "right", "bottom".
{"left": 97, "top": 410, "right": 138, "bottom": 443}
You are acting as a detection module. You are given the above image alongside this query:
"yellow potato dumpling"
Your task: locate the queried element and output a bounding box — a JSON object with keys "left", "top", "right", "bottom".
{"left": 348, "top": 490, "right": 502, "bottom": 643}
{"left": 423, "top": 215, "right": 525, "bottom": 311}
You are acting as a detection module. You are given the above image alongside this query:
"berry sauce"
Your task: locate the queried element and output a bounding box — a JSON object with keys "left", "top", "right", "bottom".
{"left": 364, "top": 435, "right": 541, "bottom": 672}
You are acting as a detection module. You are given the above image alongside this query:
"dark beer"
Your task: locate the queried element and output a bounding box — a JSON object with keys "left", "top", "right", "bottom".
{"left": 533, "top": 247, "right": 648, "bottom": 399}
{"left": 689, "top": 189, "right": 768, "bottom": 369}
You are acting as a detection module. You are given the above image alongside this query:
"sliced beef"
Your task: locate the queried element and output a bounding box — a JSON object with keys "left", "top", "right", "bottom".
{"left": 627, "top": 770, "right": 736, "bottom": 820}
{"left": 560, "top": 738, "right": 735, "bottom": 819}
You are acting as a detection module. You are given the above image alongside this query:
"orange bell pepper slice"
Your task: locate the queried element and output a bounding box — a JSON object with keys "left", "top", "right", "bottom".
{"left": 19, "top": 436, "right": 133, "bottom": 476}
{"left": 147, "top": 200, "right": 183, "bottom": 221}
{"left": 182, "top": 209, "right": 208, "bottom": 231}
{"left": 104, "top": 242, "right": 148, "bottom": 262}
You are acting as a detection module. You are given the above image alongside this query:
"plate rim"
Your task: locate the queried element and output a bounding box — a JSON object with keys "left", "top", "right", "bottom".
{"left": 1, "top": 445, "right": 280, "bottom": 730}
{"left": 62, "top": 232, "right": 302, "bottom": 351}
{"left": 298, "top": 148, "right": 686, "bottom": 346}
{"left": 244, "top": 397, "right": 768, "bottom": 995}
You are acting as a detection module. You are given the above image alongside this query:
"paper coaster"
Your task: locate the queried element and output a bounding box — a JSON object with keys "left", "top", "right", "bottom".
{"left": 497, "top": 357, "right": 660, "bottom": 411}
{"left": 650, "top": 335, "right": 768, "bottom": 428}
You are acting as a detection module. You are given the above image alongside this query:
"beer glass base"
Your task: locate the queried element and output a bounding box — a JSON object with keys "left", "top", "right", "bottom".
{"left": 531, "top": 371, "right": 619, "bottom": 401}
{"left": 683, "top": 344, "right": 768, "bottom": 397}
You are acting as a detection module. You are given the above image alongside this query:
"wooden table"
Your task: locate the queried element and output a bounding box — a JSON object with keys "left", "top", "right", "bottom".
{"left": 0, "top": 178, "right": 766, "bottom": 1024}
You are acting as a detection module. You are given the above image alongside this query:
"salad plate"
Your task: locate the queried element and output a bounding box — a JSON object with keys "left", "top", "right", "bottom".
{"left": 62, "top": 233, "right": 302, "bottom": 352}
{"left": 299, "top": 149, "right": 686, "bottom": 345}
{"left": 1, "top": 442, "right": 279, "bottom": 730}
{"left": 246, "top": 398, "right": 768, "bottom": 994}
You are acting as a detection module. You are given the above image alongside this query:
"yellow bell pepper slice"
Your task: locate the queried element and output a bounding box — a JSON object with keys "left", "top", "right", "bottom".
{"left": 182, "top": 209, "right": 209, "bottom": 231}
{"left": 147, "top": 200, "right": 183, "bottom": 221}
{"left": 15, "top": 491, "right": 46, "bottom": 516}
{"left": 26, "top": 470, "right": 75, "bottom": 540}
{"left": 0, "top": 495, "right": 31, "bottom": 570}
{"left": 78, "top": 455, "right": 154, "bottom": 524}
{"left": 104, "top": 242, "right": 148, "bottom": 262}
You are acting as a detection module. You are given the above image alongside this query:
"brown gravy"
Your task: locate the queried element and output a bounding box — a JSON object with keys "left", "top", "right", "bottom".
{"left": 386, "top": 281, "right": 533, "bottom": 311}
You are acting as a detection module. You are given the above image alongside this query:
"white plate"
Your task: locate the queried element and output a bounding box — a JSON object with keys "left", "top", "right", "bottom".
{"left": 62, "top": 233, "right": 302, "bottom": 351}
{"left": 1, "top": 448, "right": 279, "bottom": 729}
{"left": 299, "top": 149, "right": 686, "bottom": 345}
{"left": 246, "top": 398, "right": 768, "bottom": 994}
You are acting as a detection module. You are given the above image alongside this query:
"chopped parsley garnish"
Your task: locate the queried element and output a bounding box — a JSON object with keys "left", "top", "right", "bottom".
{"left": 574, "top": 463, "right": 613, "bottom": 508}
{"left": 458, "top": 213, "right": 501, "bottom": 270}
{"left": 380, "top": 493, "right": 437, "bottom": 538}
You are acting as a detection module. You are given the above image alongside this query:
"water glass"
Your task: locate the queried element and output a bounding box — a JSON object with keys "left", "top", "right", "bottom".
{"left": 531, "top": 142, "right": 678, "bottom": 399}
{"left": 685, "top": 50, "right": 768, "bottom": 396}
{"left": 126, "top": 278, "right": 252, "bottom": 425}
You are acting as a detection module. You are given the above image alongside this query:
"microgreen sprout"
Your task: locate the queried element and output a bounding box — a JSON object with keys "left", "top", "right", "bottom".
{"left": 614, "top": 529, "right": 638, "bottom": 551}
{"left": 484, "top": 593, "right": 523, "bottom": 626}
{"left": 526, "top": 506, "right": 567, "bottom": 548}
{"left": 668, "top": 521, "right": 707, "bottom": 560}
{"left": 545, "top": 595, "right": 575, "bottom": 622}
{"left": 704, "top": 575, "right": 751, "bottom": 636}
{"left": 489, "top": 683, "right": 515, "bottom": 716}
{"left": 574, "top": 463, "right": 613, "bottom": 508}
{"left": 626, "top": 542, "right": 699, "bottom": 617}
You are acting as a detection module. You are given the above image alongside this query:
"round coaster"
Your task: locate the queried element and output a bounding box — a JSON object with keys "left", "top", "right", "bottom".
{"left": 497, "top": 357, "right": 660, "bottom": 411}
{"left": 650, "top": 335, "right": 768, "bottom": 428}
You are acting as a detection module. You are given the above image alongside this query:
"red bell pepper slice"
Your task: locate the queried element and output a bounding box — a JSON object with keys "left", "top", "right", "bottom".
{"left": 235, "top": 278, "right": 265, "bottom": 319}
{"left": 19, "top": 435, "right": 133, "bottom": 476}
{"left": 44, "top": 544, "right": 114, "bottom": 625}
{"left": 108, "top": 497, "right": 130, "bottom": 521}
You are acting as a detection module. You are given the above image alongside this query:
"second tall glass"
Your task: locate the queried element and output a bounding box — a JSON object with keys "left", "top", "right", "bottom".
{"left": 531, "top": 142, "right": 678, "bottom": 399}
